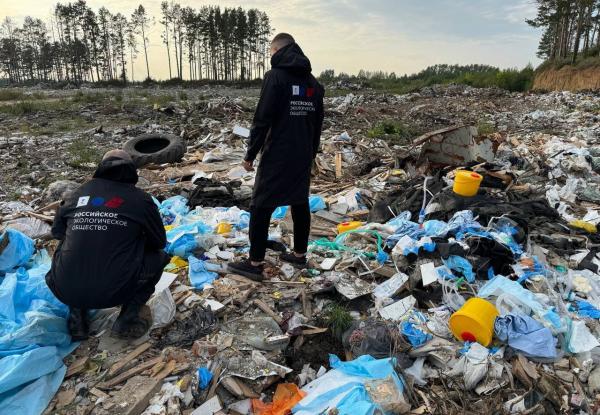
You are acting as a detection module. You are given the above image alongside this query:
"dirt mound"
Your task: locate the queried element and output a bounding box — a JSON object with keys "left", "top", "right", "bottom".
{"left": 533, "top": 65, "right": 600, "bottom": 91}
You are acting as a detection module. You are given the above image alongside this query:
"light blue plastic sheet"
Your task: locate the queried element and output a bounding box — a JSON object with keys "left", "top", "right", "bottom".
{"left": 309, "top": 195, "right": 326, "bottom": 212}
{"left": 385, "top": 212, "right": 425, "bottom": 247}
{"left": 443, "top": 255, "right": 475, "bottom": 283}
{"left": 188, "top": 256, "right": 218, "bottom": 290}
{"left": 158, "top": 195, "right": 190, "bottom": 225}
{"left": 0, "top": 259, "right": 75, "bottom": 415}
{"left": 577, "top": 300, "right": 600, "bottom": 319}
{"left": 495, "top": 314, "right": 557, "bottom": 358}
{"left": 165, "top": 222, "right": 213, "bottom": 257}
{"left": 478, "top": 276, "right": 547, "bottom": 317}
{"left": 273, "top": 196, "right": 326, "bottom": 218}
{"left": 293, "top": 354, "right": 404, "bottom": 415}
{"left": 271, "top": 206, "right": 288, "bottom": 220}
{"left": 0, "top": 229, "right": 35, "bottom": 275}
{"left": 401, "top": 321, "right": 432, "bottom": 347}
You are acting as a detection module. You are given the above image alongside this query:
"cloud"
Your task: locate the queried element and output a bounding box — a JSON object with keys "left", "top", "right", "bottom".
{"left": 0, "top": 0, "right": 542, "bottom": 80}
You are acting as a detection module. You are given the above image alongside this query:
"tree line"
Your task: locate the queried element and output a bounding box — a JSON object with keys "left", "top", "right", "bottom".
{"left": 319, "top": 64, "right": 535, "bottom": 93}
{"left": 527, "top": 0, "right": 600, "bottom": 63}
{"left": 0, "top": 1, "right": 273, "bottom": 84}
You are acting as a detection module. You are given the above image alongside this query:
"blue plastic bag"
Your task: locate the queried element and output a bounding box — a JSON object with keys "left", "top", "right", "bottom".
{"left": 197, "top": 367, "right": 213, "bottom": 390}
{"left": 165, "top": 222, "right": 213, "bottom": 257}
{"left": 423, "top": 220, "right": 448, "bottom": 237}
{"left": 188, "top": 256, "right": 218, "bottom": 290}
{"left": 158, "top": 195, "right": 190, "bottom": 225}
{"left": 0, "top": 229, "right": 35, "bottom": 274}
{"left": 495, "top": 314, "right": 557, "bottom": 358}
{"left": 446, "top": 210, "right": 482, "bottom": 234}
{"left": 443, "top": 255, "right": 475, "bottom": 283}
{"left": 577, "top": 300, "right": 600, "bottom": 319}
{"left": 309, "top": 195, "right": 326, "bottom": 212}
{"left": 272, "top": 206, "right": 289, "bottom": 220}
{"left": 400, "top": 321, "right": 432, "bottom": 347}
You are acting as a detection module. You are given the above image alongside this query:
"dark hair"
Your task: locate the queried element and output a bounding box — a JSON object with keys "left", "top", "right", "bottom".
{"left": 271, "top": 33, "right": 295, "bottom": 48}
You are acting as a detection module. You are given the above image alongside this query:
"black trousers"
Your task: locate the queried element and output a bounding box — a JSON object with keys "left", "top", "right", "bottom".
{"left": 249, "top": 202, "right": 310, "bottom": 262}
{"left": 127, "top": 249, "right": 171, "bottom": 306}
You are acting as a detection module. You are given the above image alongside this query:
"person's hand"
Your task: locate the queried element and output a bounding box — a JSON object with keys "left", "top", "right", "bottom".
{"left": 242, "top": 159, "right": 254, "bottom": 172}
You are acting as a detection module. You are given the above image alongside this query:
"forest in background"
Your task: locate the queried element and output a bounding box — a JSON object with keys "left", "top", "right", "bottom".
{"left": 527, "top": 0, "right": 600, "bottom": 66}
{"left": 1, "top": 1, "right": 599, "bottom": 91}
{"left": 0, "top": 1, "right": 273, "bottom": 84}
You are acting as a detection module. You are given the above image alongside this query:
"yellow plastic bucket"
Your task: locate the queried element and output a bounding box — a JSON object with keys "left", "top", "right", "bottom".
{"left": 449, "top": 297, "right": 499, "bottom": 346}
{"left": 453, "top": 170, "right": 483, "bottom": 197}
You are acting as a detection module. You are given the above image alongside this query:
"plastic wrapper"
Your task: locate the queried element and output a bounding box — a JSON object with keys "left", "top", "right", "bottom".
{"left": 293, "top": 354, "right": 406, "bottom": 415}
{"left": 494, "top": 314, "right": 557, "bottom": 358}
{"left": 253, "top": 383, "right": 306, "bottom": 415}
{"left": 188, "top": 256, "right": 218, "bottom": 290}
{"left": 0, "top": 229, "right": 35, "bottom": 274}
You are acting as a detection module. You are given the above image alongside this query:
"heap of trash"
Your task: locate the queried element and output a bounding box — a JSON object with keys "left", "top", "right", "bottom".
{"left": 1, "top": 86, "right": 600, "bottom": 415}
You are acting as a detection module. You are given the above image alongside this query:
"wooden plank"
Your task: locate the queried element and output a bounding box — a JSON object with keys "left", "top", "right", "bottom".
{"left": 90, "top": 388, "right": 110, "bottom": 400}
{"left": 314, "top": 210, "right": 346, "bottom": 224}
{"left": 66, "top": 356, "right": 89, "bottom": 378}
{"left": 301, "top": 327, "right": 328, "bottom": 336}
{"left": 225, "top": 274, "right": 260, "bottom": 285}
{"left": 335, "top": 152, "right": 343, "bottom": 179}
{"left": 152, "top": 359, "right": 176, "bottom": 380}
{"left": 254, "top": 299, "right": 282, "bottom": 324}
{"left": 347, "top": 209, "right": 369, "bottom": 219}
{"left": 301, "top": 290, "right": 312, "bottom": 319}
{"left": 206, "top": 365, "right": 223, "bottom": 399}
{"left": 108, "top": 342, "right": 151, "bottom": 377}
{"left": 98, "top": 356, "right": 162, "bottom": 389}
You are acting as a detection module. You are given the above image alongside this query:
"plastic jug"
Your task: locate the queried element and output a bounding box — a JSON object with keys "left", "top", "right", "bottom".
{"left": 453, "top": 171, "right": 483, "bottom": 197}
{"left": 337, "top": 221, "right": 363, "bottom": 234}
{"left": 448, "top": 297, "right": 499, "bottom": 346}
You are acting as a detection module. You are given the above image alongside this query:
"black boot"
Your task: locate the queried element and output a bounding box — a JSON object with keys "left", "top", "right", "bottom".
{"left": 68, "top": 308, "right": 89, "bottom": 341}
{"left": 227, "top": 259, "right": 264, "bottom": 281}
{"left": 111, "top": 303, "right": 152, "bottom": 340}
{"left": 280, "top": 252, "right": 307, "bottom": 267}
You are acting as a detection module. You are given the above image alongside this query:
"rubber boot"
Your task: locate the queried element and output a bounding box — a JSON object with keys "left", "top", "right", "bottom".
{"left": 111, "top": 303, "right": 152, "bottom": 340}
{"left": 68, "top": 308, "right": 89, "bottom": 341}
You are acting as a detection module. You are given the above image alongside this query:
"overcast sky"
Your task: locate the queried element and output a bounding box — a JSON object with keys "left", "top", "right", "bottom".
{"left": 0, "top": 0, "right": 542, "bottom": 81}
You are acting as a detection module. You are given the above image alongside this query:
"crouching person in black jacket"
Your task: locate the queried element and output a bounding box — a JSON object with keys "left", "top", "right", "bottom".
{"left": 46, "top": 150, "right": 169, "bottom": 340}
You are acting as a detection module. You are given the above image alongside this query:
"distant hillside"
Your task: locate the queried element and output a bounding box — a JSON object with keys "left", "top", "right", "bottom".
{"left": 533, "top": 57, "right": 600, "bottom": 91}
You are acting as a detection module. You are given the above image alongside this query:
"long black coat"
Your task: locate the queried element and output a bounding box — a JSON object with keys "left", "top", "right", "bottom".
{"left": 245, "top": 43, "right": 325, "bottom": 208}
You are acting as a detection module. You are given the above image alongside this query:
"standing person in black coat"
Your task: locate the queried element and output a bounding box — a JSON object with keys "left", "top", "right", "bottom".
{"left": 228, "top": 33, "right": 325, "bottom": 281}
{"left": 46, "top": 150, "right": 169, "bottom": 340}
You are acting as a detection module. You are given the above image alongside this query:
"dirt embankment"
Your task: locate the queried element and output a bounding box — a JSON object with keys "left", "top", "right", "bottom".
{"left": 533, "top": 65, "right": 600, "bottom": 91}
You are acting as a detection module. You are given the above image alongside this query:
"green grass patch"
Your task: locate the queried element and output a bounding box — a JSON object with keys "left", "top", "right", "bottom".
{"left": 476, "top": 120, "right": 496, "bottom": 135}
{"left": 0, "top": 101, "right": 42, "bottom": 115}
{"left": 367, "top": 120, "right": 422, "bottom": 145}
{"left": 71, "top": 91, "right": 109, "bottom": 104}
{"left": 151, "top": 94, "right": 176, "bottom": 106}
{"left": 0, "top": 99, "right": 74, "bottom": 115}
{"left": 325, "top": 88, "right": 352, "bottom": 97}
{"left": 325, "top": 303, "right": 353, "bottom": 338}
{"left": 0, "top": 89, "right": 25, "bottom": 101}
{"left": 67, "top": 137, "right": 102, "bottom": 168}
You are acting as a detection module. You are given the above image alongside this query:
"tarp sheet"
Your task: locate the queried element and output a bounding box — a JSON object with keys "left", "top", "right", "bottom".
{"left": 0, "top": 252, "right": 75, "bottom": 415}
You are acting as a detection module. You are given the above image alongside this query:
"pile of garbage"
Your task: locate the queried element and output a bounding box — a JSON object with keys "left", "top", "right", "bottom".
{"left": 1, "top": 85, "right": 600, "bottom": 415}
